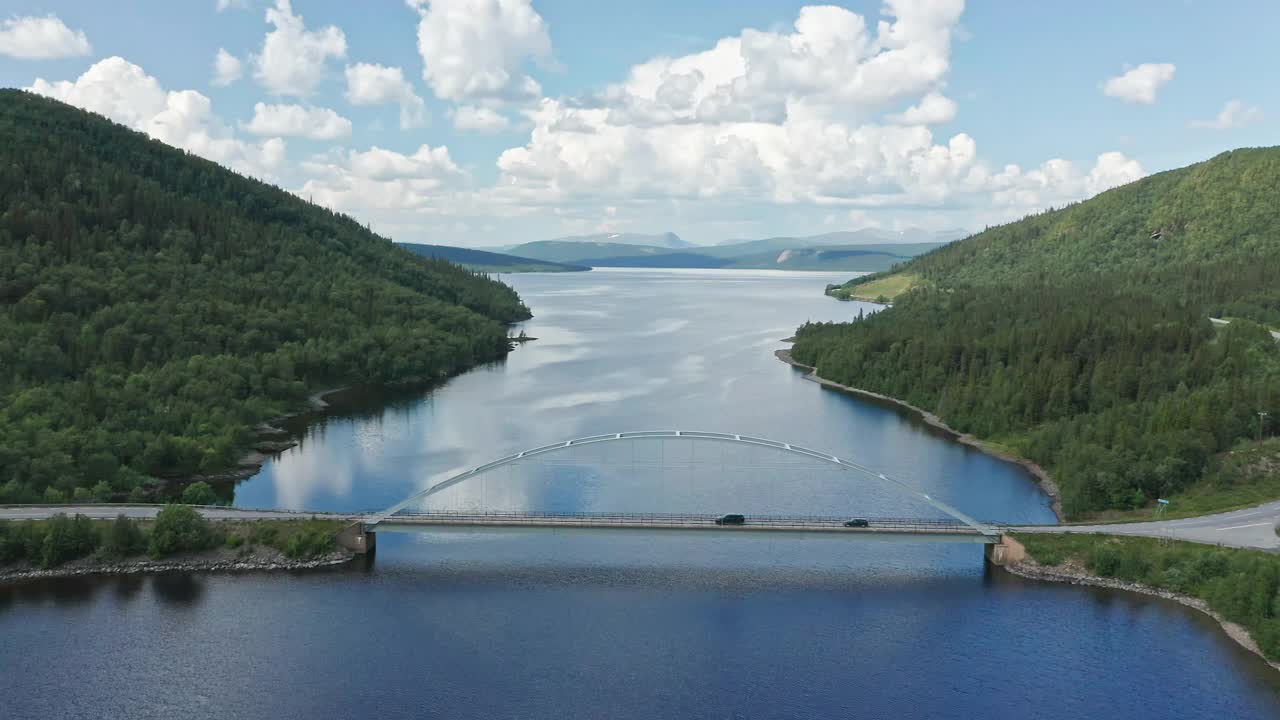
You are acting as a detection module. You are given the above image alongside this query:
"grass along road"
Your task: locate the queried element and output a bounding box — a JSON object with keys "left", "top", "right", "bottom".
{"left": 1009, "top": 499, "right": 1280, "bottom": 551}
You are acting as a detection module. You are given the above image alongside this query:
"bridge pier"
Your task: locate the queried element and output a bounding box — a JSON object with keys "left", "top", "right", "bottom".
{"left": 337, "top": 523, "right": 376, "bottom": 554}
{"left": 983, "top": 535, "right": 1026, "bottom": 566}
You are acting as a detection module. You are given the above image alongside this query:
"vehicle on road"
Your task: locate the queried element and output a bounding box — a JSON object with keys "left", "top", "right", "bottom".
{"left": 715, "top": 514, "right": 746, "bottom": 525}
{"left": 844, "top": 518, "right": 870, "bottom": 528}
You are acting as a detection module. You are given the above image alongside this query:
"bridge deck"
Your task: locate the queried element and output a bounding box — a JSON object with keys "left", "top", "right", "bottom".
{"left": 373, "top": 511, "right": 999, "bottom": 542}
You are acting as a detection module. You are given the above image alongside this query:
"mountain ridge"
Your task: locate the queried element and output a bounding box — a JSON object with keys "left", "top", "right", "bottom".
{"left": 398, "top": 242, "right": 588, "bottom": 273}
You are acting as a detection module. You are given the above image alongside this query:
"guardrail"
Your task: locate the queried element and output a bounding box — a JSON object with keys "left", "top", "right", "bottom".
{"left": 380, "top": 511, "right": 992, "bottom": 534}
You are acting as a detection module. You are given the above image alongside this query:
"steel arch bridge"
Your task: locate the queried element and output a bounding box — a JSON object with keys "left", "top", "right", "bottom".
{"left": 354, "top": 431, "right": 1000, "bottom": 544}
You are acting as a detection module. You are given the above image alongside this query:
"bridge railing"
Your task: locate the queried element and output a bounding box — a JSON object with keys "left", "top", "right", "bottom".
{"left": 378, "top": 510, "right": 991, "bottom": 534}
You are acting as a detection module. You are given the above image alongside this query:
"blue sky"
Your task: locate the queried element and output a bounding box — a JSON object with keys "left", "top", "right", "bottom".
{"left": 1, "top": 1, "right": 1275, "bottom": 246}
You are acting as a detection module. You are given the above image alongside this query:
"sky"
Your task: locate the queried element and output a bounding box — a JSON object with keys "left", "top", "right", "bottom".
{"left": 1, "top": 1, "right": 1276, "bottom": 247}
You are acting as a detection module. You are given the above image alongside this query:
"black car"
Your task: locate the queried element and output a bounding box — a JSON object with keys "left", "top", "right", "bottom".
{"left": 844, "top": 518, "right": 870, "bottom": 528}
{"left": 715, "top": 514, "right": 746, "bottom": 525}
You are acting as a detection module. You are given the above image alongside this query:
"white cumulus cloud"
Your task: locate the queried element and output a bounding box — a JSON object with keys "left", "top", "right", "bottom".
{"left": 407, "top": 0, "right": 553, "bottom": 104}
{"left": 887, "top": 92, "right": 958, "bottom": 125}
{"left": 982, "top": 152, "right": 1144, "bottom": 211}
{"left": 451, "top": 105, "right": 510, "bottom": 132}
{"left": 1190, "top": 99, "right": 1264, "bottom": 130}
{"left": 253, "top": 0, "right": 347, "bottom": 97}
{"left": 1101, "top": 63, "right": 1175, "bottom": 104}
{"left": 213, "top": 48, "right": 243, "bottom": 87}
{"left": 29, "top": 57, "right": 287, "bottom": 179}
{"left": 0, "top": 14, "right": 91, "bottom": 59}
{"left": 485, "top": 1, "right": 1149, "bottom": 240}
{"left": 344, "top": 63, "right": 428, "bottom": 129}
{"left": 597, "top": 1, "right": 963, "bottom": 127}
{"left": 245, "top": 102, "right": 352, "bottom": 140}
{"left": 299, "top": 144, "right": 468, "bottom": 213}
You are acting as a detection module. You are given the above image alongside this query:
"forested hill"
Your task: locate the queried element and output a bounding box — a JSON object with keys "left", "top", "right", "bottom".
{"left": 398, "top": 242, "right": 588, "bottom": 273}
{"left": 796, "top": 148, "right": 1280, "bottom": 517}
{"left": 829, "top": 148, "right": 1280, "bottom": 322}
{"left": 0, "top": 90, "right": 530, "bottom": 502}
{"left": 908, "top": 148, "right": 1280, "bottom": 294}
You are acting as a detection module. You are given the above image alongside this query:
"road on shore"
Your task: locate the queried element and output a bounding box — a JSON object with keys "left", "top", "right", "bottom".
{"left": 0, "top": 505, "right": 354, "bottom": 522}
{"left": 4, "top": 502, "right": 1278, "bottom": 551}
{"left": 1009, "top": 499, "right": 1280, "bottom": 551}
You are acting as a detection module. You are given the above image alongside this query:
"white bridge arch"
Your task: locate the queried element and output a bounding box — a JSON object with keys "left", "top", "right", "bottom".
{"left": 368, "top": 430, "right": 996, "bottom": 537}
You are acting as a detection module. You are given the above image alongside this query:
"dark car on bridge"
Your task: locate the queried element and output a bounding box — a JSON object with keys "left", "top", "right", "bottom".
{"left": 715, "top": 514, "right": 746, "bottom": 525}
{"left": 844, "top": 518, "right": 870, "bottom": 528}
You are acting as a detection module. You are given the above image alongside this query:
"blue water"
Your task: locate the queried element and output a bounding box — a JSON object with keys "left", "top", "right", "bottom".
{"left": 2, "top": 269, "right": 1277, "bottom": 719}
{"left": 235, "top": 269, "right": 1053, "bottom": 524}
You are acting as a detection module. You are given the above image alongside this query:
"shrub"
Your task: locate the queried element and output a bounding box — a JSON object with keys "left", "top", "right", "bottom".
{"left": 180, "top": 481, "right": 218, "bottom": 506}
{"left": 103, "top": 514, "right": 146, "bottom": 558}
{"left": 249, "top": 524, "right": 279, "bottom": 546}
{"left": 148, "top": 504, "right": 216, "bottom": 558}
{"left": 40, "top": 513, "right": 99, "bottom": 567}
{"left": 281, "top": 524, "right": 334, "bottom": 560}
{"left": 0, "top": 523, "right": 17, "bottom": 563}
{"left": 1086, "top": 542, "right": 1122, "bottom": 576}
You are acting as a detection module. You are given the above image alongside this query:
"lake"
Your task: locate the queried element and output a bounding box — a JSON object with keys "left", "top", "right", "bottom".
{"left": 2, "top": 269, "right": 1277, "bottom": 719}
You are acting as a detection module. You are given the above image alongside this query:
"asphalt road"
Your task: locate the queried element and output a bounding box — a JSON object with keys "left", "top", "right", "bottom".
{"left": 1010, "top": 499, "right": 1280, "bottom": 551}
{"left": 1209, "top": 316, "right": 1280, "bottom": 341}
{"left": 4, "top": 503, "right": 1278, "bottom": 551}
{"left": 0, "top": 505, "right": 352, "bottom": 522}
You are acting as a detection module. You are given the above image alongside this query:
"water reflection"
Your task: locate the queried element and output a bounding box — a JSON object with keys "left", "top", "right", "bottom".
{"left": 236, "top": 269, "right": 1058, "bottom": 525}
{"left": 152, "top": 573, "right": 205, "bottom": 606}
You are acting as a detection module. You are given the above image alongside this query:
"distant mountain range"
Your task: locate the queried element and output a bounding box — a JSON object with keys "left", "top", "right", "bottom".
{"left": 492, "top": 228, "right": 968, "bottom": 272}
{"left": 398, "top": 243, "right": 587, "bottom": 273}
{"left": 541, "top": 231, "right": 692, "bottom": 249}
{"left": 711, "top": 228, "right": 967, "bottom": 252}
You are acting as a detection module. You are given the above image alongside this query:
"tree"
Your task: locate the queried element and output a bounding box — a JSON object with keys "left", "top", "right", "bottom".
{"left": 180, "top": 481, "right": 218, "bottom": 506}
{"left": 40, "top": 513, "right": 98, "bottom": 567}
{"left": 148, "top": 504, "right": 215, "bottom": 558}
{"left": 103, "top": 514, "right": 145, "bottom": 558}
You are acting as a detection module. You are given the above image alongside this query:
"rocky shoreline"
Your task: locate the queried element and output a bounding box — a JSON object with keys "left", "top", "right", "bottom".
{"left": 1003, "top": 556, "right": 1280, "bottom": 673}
{"left": 181, "top": 387, "right": 347, "bottom": 484}
{"left": 775, "top": 347, "right": 1064, "bottom": 520}
{"left": 0, "top": 549, "right": 355, "bottom": 585}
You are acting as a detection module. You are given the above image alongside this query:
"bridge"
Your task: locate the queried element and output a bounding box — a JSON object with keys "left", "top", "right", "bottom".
{"left": 372, "top": 511, "right": 995, "bottom": 542}
{"left": 343, "top": 430, "right": 1004, "bottom": 553}
{"left": 0, "top": 431, "right": 1027, "bottom": 559}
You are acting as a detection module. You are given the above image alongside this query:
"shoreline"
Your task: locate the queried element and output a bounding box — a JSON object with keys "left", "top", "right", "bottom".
{"left": 827, "top": 291, "right": 891, "bottom": 306}
{"left": 775, "top": 347, "right": 1064, "bottom": 520}
{"left": 1002, "top": 556, "right": 1280, "bottom": 673}
{"left": 183, "top": 323, "right": 531, "bottom": 489}
{"left": 0, "top": 549, "right": 355, "bottom": 586}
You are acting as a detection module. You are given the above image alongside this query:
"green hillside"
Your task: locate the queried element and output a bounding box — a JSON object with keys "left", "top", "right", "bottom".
{"left": 702, "top": 237, "right": 950, "bottom": 259}
{"left": 796, "top": 148, "right": 1280, "bottom": 517}
{"left": 398, "top": 242, "right": 588, "bottom": 273}
{"left": 0, "top": 90, "right": 530, "bottom": 502}
{"left": 726, "top": 245, "right": 943, "bottom": 272}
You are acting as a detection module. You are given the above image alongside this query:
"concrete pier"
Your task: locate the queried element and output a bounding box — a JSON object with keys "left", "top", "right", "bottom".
{"left": 983, "top": 535, "right": 1025, "bottom": 566}
{"left": 337, "top": 523, "right": 376, "bottom": 554}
